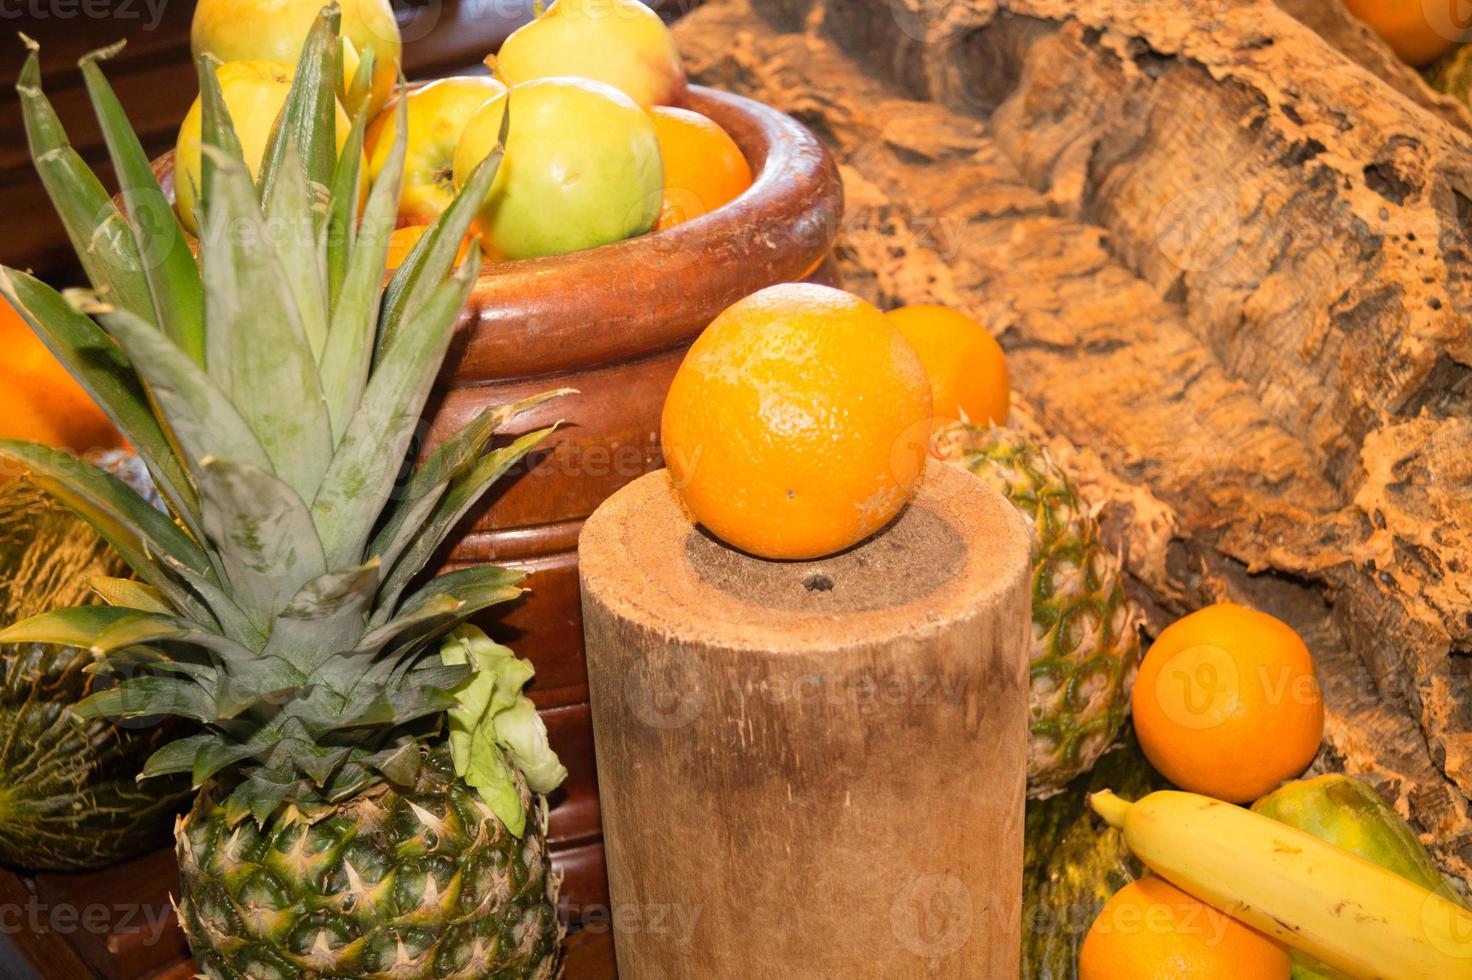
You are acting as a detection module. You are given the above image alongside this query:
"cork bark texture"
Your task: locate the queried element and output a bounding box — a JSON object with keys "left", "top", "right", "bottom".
{"left": 672, "top": 0, "right": 1472, "bottom": 884}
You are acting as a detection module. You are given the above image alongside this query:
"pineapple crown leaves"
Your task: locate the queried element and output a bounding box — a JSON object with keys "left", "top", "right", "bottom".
{"left": 0, "top": 7, "right": 566, "bottom": 824}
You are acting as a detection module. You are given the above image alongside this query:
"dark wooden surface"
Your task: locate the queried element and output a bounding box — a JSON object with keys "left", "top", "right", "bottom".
{"left": 0, "top": 849, "right": 617, "bottom": 978}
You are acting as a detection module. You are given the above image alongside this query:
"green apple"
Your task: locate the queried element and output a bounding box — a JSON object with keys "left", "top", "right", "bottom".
{"left": 366, "top": 76, "right": 506, "bottom": 227}
{"left": 174, "top": 60, "right": 354, "bottom": 236}
{"left": 191, "top": 0, "right": 401, "bottom": 119}
{"left": 496, "top": 0, "right": 686, "bottom": 107}
{"left": 452, "top": 77, "right": 663, "bottom": 260}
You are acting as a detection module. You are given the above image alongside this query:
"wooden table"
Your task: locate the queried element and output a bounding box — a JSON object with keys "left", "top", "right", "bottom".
{"left": 0, "top": 848, "right": 616, "bottom": 979}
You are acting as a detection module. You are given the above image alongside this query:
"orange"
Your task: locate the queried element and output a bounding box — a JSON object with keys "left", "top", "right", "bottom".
{"left": 385, "top": 225, "right": 474, "bottom": 271}
{"left": 1344, "top": 0, "right": 1464, "bottom": 66}
{"left": 1080, "top": 877, "right": 1291, "bottom": 979}
{"left": 0, "top": 295, "right": 122, "bottom": 457}
{"left": 1132, "top": 602, "right": 1324, "bottom": 803}
{"left": 660, "top": 282, "right": 933, "bottom": 560}
{"left": 886, "top": 304, "right": 1009, "bottom": 428}
{"left": 648, "top": 106, "right": 753, "bottom": 230}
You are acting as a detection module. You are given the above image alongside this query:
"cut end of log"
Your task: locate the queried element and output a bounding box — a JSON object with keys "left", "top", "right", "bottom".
{"left": 578, "top": 460, "right": 1032, "bottom": 652}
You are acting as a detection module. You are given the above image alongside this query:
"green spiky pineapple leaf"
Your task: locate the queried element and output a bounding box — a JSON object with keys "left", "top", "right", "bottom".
{"left": 197, "top": 145, "right": 334, "bottom": 503}
{"left": 16, "top": 41, "right": 153, "bottom": 322}
{"left": 318, "top": 92, "right": 407, "bottom": 439}
{"left": 255, "top": 5, "right": 342, "bottom": 216}
{"left": 325, "top": 46, "right": 375, "bottom": 308}
{"left": 2, "top": 17, "right": 565, "bottom": 832}
{"left": 79, "top": 43, "right": 205, "bottom": 366}
{"left": 378, "top": 102, "right": 510, "bottom": 351}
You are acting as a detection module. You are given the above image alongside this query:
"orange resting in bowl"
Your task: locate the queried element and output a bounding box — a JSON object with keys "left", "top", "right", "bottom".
{"left": 648, "top": 106, "right": 753, "bottom": 230}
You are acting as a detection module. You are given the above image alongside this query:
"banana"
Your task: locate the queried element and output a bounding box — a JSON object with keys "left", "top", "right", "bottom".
{"left": 1090, "top": 789, "right": 1472, "bottom": 980}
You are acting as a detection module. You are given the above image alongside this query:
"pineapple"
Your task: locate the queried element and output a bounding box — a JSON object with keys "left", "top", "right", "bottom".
{"left": 935, "top": 423, "right": 1141, "bottom": 797}
{"left": 4, "top": 10, "right": 565, "bottom": 977}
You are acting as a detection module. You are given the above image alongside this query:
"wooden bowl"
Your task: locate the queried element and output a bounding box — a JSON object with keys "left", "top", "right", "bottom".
{"left": 147, "top": 84, "right": 842, "bottom": 913}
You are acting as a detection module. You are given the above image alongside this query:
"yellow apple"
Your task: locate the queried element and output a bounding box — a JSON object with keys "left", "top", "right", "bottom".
{"left": 452, "top": 77, "right": 663, "bottom": 260}
{"left": 496, "top": 0, "right": 686, "bottom": 107}
{"left": 366, "top": 76, "right": 506, "bottom": 227}
{"left": 174, "top": 60, "right": 354, "bottom": 236}
{"left": 191, "top": 0, "right": 401, "bottom": 119}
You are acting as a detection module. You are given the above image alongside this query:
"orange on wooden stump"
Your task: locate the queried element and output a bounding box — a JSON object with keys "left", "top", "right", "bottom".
{"left": 649, "top": 105, "right": 753, "bottom": 230}
{"left": 1080, "top": 877, "right": 1291, "bottom": 979}
{"left": 1131, "top": 602, "right": 1324, "bottom": 803}
{"left": 660, "top": 283, "right": 933, "bottom": 560}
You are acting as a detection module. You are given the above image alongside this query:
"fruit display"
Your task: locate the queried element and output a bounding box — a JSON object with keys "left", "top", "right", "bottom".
{"left": 0, "top": 296, "right": 123, "bottom": 458}
{"left": 649, "top": 104, "right": 754, "bottom": 228}
{"left": 2, "top": 0, "right": 1467, "bottom": 972}
{"left": 0, "top": 478, "right": 189, "bottom": 870}
{"left": 496, "top": 0, "right": 687, "bottom": 106}
{"left": 366, "top": 76, "right": 507, "bottom": 227}
{"left": 191, "top": 0, "right": 401, "bottom": 116}
{"left": 8, "top": 9, "right": 564, "bottom": 976}
{"left": 1132, "top": 602, "right": 1324, "bottom": 803}
{"left": 934, "top": 422, "right": 1141, "bottom": 796}
{"left": 452, "top": 77, "right": 664, "bottom": 260}
{"left": 660, "top": 282, "right": 933, "bottom": 560}
{"left": 174, "top": 59, "right": 354, "bottom": 235}
{"left": 1090, "top": 789, "right": 1472, "bottom": 979}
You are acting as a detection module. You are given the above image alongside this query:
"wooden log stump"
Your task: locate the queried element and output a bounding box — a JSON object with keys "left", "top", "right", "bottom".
{"left": 579, "top": 462, "right": 1032, "bottom": 978}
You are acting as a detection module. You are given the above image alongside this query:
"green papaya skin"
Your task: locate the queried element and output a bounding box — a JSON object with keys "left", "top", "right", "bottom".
{"left": 1254, "top": 774, "right": 1467, "bottom": 980}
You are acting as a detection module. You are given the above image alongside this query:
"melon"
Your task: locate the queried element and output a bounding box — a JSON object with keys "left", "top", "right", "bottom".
{"left": 0, "top": 476, "right": 189, "bottom": 870}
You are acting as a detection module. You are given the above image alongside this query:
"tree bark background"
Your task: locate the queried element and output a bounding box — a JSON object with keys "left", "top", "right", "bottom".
{"left": 673, "top": 0, "right": 1472, "bottom": 884}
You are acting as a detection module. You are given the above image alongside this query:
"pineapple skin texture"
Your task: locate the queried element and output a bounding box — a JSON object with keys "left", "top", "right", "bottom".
{"left": 936, "top": 424, "right": 1142, "bottom": 797}
{"left": 177, "top": 747, "right": 563, "bottom": 980}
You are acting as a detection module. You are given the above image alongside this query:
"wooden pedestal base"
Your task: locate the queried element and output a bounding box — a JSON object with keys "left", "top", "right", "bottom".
{"left": 579, "top": 462, "right": 1032, "bottom": 978}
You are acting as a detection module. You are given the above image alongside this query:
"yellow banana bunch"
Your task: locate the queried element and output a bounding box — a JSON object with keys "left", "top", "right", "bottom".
{"left": 1090, "top": 789, "right": 1472, "bottom": 980}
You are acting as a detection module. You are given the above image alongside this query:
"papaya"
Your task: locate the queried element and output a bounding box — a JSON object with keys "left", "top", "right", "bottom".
{"left": 1254, "top": 774, "right": 1468, "bottom": 979}
{"left": 0, "top": 476, "right": 189, "bottom": 870}
{"left": 1022, "top": 728, "right": 1170, "bottom": 979}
